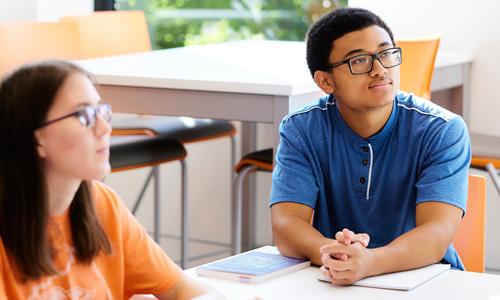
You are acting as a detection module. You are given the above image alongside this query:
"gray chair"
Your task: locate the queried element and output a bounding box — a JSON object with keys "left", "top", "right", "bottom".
{"left": 470, "top": 133, "right": 500, "bottom": 197}
{"left": 233, "top": 148, "right": 273, "bottom": 254}
{"left": 109, "top": 135, "right": 189, "bottom": 268}
{"left": 486, "top": 163, "right": 500, "bottom": 195}
{"left": 112, "top": 116, "right": 236, "bottom": 265}
{"left": 470, "top": 133, "right": 500, "bottom": 170}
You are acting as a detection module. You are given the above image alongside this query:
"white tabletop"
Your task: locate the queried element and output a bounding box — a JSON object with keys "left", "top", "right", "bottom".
{"left": 185, "top": 266, "right": 500, "bottom": 300}
{"left": 76, "top": 39, "right": 474, "bottom": 151}
{"left": 77, "top": 40, "right": 318, "bottom": 96}
{"left": 76, "top": 40, "right": 473, "bottom": 97}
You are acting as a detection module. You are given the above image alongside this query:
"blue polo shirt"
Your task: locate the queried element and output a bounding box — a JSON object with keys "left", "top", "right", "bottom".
{"left": 270, "top": 91, "right": 471, "bottom": 270}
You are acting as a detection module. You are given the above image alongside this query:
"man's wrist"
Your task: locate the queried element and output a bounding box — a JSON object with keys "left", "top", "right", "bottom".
{"left": 367, "top": 248, "right": 382, "bottom": 277}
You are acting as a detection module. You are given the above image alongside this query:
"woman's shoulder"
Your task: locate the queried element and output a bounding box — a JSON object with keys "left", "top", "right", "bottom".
{"left": 89, "top": 180, "right": 125, "bottom": 216}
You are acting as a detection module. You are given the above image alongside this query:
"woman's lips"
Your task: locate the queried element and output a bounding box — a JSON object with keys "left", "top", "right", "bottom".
{"left": 96, "top": 147, "right": 109, "bottom": 155}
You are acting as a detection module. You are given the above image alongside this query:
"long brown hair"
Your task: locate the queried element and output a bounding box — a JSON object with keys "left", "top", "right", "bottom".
{"left": 0, "top": 60, "right": 111, "bottom": 281}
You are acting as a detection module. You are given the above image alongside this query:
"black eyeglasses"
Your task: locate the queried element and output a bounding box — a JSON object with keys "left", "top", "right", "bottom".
{"left": 327, "top": 47, "right": 403, "bottom": 75}
{"left": 38, "top": 102, "right": 112, "bottom": 129}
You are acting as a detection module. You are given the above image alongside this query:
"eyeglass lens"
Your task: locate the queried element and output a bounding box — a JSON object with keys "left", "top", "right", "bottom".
{"left": 350, "top": 48, "right": 401, "bottom": 74}
{"left": 78, "top": 104, "right": 112, "bottom": 128}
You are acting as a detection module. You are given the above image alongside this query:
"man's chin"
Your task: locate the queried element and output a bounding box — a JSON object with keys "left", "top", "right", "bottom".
{"left": 368, "top": 95, "right": 394, "bottom": 110}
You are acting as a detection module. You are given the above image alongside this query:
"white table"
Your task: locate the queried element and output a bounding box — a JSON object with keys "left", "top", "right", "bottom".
{"left": 79, "top": 41, "right": 472, "bottom": 141}
{"left": 77, "top": 40, "right": 473, "bottom": 250}
{"left": 77, "top": 40, "right": 473, "bottom": 150}
{"left": 77, "top": 40, "right": 322, "bottom": 154}
{"left": 432, "top": 49, "right": 473, "bottom": 122}
{"left": 185, "top": 266, "right": 500, "bottom": 300}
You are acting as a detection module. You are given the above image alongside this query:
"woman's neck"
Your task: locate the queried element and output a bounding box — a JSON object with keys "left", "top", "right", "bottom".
{"left": 45, "top": 171, "right": 82, "bottom": 216}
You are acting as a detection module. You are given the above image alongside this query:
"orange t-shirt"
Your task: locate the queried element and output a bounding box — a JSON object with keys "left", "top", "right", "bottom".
{"left": 0, "top": 181, "right": 182, "bottom": 299}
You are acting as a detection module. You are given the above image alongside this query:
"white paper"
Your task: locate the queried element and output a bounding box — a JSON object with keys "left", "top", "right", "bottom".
{"left": 317, "top": 264, "right": 450, "bottom": 291}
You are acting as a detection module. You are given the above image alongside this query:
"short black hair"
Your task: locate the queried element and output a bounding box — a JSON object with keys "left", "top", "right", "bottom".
{"left": 306, "top": 7, "right": 395, "bottom": 77}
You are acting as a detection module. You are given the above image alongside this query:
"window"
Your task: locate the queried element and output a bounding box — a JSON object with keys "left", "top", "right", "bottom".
{"left": 114, "top": 0, "right": 347, "bottom": 49}
{"left": 95, "top": 0, "right": 114, "bottom": 11}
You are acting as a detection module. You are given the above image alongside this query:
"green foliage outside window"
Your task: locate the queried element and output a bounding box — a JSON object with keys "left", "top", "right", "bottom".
{"left": 115, "top": 0, "right": 347, "bottom": 49}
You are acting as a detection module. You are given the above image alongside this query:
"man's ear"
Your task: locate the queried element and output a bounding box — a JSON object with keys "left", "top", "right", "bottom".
{"left": 34, "top": 130, "right": 47, "bottom": 158}
{"left": 313, "top": 70, "right": 335, "bottom": 94}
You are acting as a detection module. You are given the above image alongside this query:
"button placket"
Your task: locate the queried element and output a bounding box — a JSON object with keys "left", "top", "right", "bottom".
{"left": 353, "top": 145, "right": 371, "bottom": 198}
{"left": 355, "top": 144, "right": 373, "bottom": 199}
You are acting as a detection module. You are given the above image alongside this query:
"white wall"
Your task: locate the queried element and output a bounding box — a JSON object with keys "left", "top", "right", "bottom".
{"left": 36, "top": 0, "right": 93, "bottom": 21}
{"left": 350, "top": 0, "right": 500, "bottom": 270}
{"left": 0, "top": 0, "right": 92, "bottom": 21}
{"left": 0, "top": 0, "right": 37, "bottom": 21}
{"left": 349, "top": 0, "right": 500, "bottom": 137}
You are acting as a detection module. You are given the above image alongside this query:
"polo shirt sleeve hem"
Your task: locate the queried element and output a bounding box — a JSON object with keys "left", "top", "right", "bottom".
{"left": 415, "top": 197, "right": 466, "bottom": 214}
{"left": 270, "top": 196, "right": 315, "bottom": 209}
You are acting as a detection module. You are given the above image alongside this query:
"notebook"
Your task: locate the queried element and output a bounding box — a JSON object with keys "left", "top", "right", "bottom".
{"left": 196, "top": 246, "right": 311, "bottom": 283}
{"left": 317, "top": 263, "right": 450, "bottom": 291}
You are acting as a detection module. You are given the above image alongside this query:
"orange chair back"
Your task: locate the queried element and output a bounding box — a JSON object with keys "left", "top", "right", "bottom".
{"left": 452, "top": 174, "right": 486, "bottom": 272}
{"left": 0, "top": 21, "right": 80, "bottom": 76}
{"left": 61, "top": 11, "right": 151, "bottom": 59}
{"left": 397, "top": 35, "right": 440, "bottom": 99}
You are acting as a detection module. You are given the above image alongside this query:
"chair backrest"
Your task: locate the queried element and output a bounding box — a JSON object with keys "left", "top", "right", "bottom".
{"left": 0, "top": 21, "right": 80, "bottom": 76}
{"left": 60, "top": 10, "right": 151, "bottom": 59}
{"left": 452, "top": 174, "right": 486, "bottom": 272}
{"left": 396, "top": 35, "right": 440, "bottom": 99}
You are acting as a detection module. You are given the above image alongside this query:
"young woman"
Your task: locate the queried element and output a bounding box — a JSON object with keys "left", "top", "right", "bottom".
{"left": 0, "top": 61, "right": 211, "bottom": 299}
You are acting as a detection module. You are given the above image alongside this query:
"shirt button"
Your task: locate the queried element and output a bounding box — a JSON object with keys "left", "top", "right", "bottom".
{"left": 362, "top": 146, "right": 369, "bottom": 152}
{"left": 362, "top": 159, "right": 369, "bottom": 165}
{"left": 360, "top": 177, "right": 366, "bottom": 184}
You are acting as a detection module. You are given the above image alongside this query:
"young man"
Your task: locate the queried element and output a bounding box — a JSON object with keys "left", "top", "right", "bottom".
{"left": 270, "top": 7, "right": 470, "bottom": 285}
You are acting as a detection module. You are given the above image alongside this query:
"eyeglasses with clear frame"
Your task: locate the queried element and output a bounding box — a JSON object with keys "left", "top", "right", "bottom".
{"left": 327, "top": 47, "right": 403, "bottom": 75}
{"left": 38, "top": 102, "right": 112, "bottom": 129}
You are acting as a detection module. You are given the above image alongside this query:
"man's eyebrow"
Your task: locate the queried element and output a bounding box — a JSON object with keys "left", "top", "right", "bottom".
{"left": 342, "top": 41, "right": 392, "bottom": 59}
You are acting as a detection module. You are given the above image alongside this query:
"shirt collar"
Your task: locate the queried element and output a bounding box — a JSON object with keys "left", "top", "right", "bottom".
{"left": 333, "top": 95, "right": 398, "bottom": 145}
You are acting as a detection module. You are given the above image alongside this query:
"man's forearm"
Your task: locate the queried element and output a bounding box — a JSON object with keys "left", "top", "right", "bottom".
{"left": 273, "top": 215, "right": 334, "bottom": 265}
{"left": 370, "top": 221, "right": 451, "bottom": 276}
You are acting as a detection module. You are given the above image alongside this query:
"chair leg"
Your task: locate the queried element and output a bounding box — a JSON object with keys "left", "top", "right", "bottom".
{"left": 230, "top": 136, "right": 236, "bottom": 182}
{"left": 153, "top": 166, "right": 160, "bottom": 243}
{"left": 229, "top": 136, "right": 236, "bottom": 252}
{"left": 131, "top": 168, "right": 155, "bottom": 215}
{"left": 486, "top": 163, "right": 500, "bottom": 194}
{"left": 180, "top": 159, "right": 188, "bottom": 269}
{"left": 232, "top": 165, "right": 258, "bottom": 255}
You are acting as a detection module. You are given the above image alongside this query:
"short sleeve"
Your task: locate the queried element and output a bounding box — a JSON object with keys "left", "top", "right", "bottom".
{"left": 96, "top": 184, "right": 182, "bottom": 296}
{"left": 416, "top": 117, "right": 471, "bottom": 213}
{"left": 270, "top": 117, "right": 319, "bottom": 208}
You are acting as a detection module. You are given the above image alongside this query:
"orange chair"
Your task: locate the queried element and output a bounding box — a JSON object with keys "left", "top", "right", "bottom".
{"left": 397, "top": 35, "right": 440, "bottom": 99}
{"left": 61, "top": 11, "right": 151, "bottom": 58}
{"left": 452, "top": 174, "right": 486, "bottom": 273}
{"left": 0, "top": 21, "right": 80, "bottom": 76}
